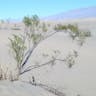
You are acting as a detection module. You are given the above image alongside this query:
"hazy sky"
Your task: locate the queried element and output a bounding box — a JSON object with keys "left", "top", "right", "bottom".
{"left": 0, "top": 0, "right": 96, "bottom": 19}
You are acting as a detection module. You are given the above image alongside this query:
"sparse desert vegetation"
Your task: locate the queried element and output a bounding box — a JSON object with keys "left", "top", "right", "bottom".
{"left": 0, "top": 15, "right": 92, "bottom": 96}
{"left": 0, "top": 1, "right": 96, "bottom": 95}
{"left": 7, "top": 15, "right": 91, "bottom": 80}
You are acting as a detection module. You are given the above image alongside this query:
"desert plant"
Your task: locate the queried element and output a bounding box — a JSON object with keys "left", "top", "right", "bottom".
{"left": 9, "top": 15, "right": 91, "bottom": 80}
{"left": 11, "top": 27, "right": 21, "bottom": 30}
{"left": 0, "top": 19, "right": 4, "bottom": 24}
{"left": 67, "top": 24, "right": 91, "bottom": 45}
{"left": 23, "top": 16, "right": 32, "bottom": 27}
{"left": 42, "top": 22, "right": 48, "bottom": 32}
{"left": 54, "top": 24, "right": 91, "bottom": 45}
{"left": 9, "top": 34, "right": 26, "bottom": 74}
{"left": 0, "top": 65, "right": 15, "bottom": 80}
{"left": 54, "top": 24, "right": 67, "bottom": 31}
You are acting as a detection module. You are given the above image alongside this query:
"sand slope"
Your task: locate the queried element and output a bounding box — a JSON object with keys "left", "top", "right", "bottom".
{"left": 0, "top": 18, "right": 96, "bottom": 96}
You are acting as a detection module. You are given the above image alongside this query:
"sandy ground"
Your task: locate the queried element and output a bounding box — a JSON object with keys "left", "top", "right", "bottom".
{"left": 0, "top": 18, "right": 96, "bottom": 96}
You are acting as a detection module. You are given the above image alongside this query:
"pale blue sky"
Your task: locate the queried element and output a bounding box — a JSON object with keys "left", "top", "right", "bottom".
{"left": 0, "top": 0, "right": 96, "bottom": 19}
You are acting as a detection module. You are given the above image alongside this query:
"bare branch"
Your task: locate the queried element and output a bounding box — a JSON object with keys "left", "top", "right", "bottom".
{"left": 21, "top": 44, "right": 37, "bottom": 68}
{"left": 20, "top": 49, "right": 78, "bottom": 75}
{"left": 20, "top": 58, "right": 66, "bottom": 75}
{"left": 21, "top": 31, "right": 59, "bottom": 68}
{"left": 21, "top": 59, "right": 55, "bottom": 75}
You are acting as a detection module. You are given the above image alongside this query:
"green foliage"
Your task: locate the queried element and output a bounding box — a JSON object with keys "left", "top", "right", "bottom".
{"left": 67, "top": 24, "right": 91, "bottom": 45}
{"left": 0, "top": 19, "right": 4, "bottom": 24}
{"left": 9, "top": 34, "right": 26, "bottom": 69}
{"left": 31, "top": 15, "right": 40, "bottom": 26}
{"left": 54, "top": 23, "right": 91, "bottom": 46}
{"left": 31, "top": 33, "right": 43, "bottom": 44}
{"left": 67, "top": 24, "right": 79, "bottom": 33}
{"left": 23, "top": 16, "right": 32, "bottom": 27}
{"left": 54, "top": 24, "right": 67, "bottom": 31}
{"left": 23, "top": 15, "right": 39, "bottom": 27}
{"left": 11, "top": 27, "right": 21, "bottom": 30}
{"left": 76, "top": 31, "right": 91, "bottom": 46}
{"left": 23, "top": 15, "right": 41, "bottom": 45}
{"left": 42, "top": 22, "right": 48, "bottom": 32}
{"left": 65, "top": 50, "right": 78, "bottom": 68}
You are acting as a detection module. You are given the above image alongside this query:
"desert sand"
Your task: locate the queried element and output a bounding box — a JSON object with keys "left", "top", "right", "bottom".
{"left": 0, "top": 18, "right": 96, "bottom": 96}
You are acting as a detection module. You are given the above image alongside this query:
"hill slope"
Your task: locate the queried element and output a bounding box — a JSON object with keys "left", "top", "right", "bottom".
{"left": 44, "top": 6, "right": 96, "bottom": 21}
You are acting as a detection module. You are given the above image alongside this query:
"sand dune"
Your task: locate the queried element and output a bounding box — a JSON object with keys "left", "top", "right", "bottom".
{"left": 0, "top": 18, "right": 96, "bottom": 96}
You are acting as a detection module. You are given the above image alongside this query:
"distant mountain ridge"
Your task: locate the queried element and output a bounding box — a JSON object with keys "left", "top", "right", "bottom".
{"left": 43, "top": 6, "right": 96, "bottom": 21}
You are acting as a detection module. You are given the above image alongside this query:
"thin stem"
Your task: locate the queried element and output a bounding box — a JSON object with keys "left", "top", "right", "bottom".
{"left": 20, "top": 58, "right": 65, "bottom": 75}
{"left": 21, "top": 31, "right": 58, "bottom": 68}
